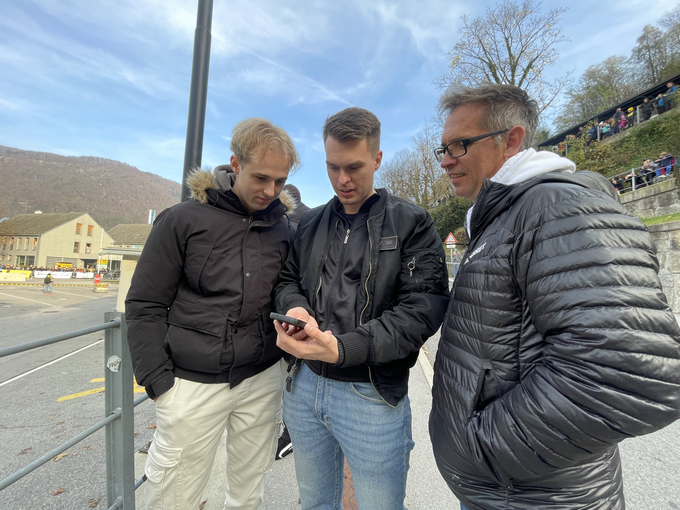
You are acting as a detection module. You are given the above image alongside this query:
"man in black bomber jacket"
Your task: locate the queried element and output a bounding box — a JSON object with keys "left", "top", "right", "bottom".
{"left": 125, "top": 118, "right": 300, "bottom": 510}
{"left": 273, "top": 107, "right": 449, "bottom": 510}
{"left": 431, "top": 84, "right": 680, "bottom": 510}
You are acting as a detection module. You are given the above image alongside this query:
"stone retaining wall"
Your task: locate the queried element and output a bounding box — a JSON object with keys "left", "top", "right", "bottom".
{"left": 647, "top": 220, "right": 680, "bottom": 313}
{"left": 619, "top": 178, "right": 680, "bottom": 218}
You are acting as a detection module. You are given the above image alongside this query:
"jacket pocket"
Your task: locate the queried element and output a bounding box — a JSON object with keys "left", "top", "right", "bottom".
{"left": 145, "top": 440, "right": 182, "bottom": 484}
{"left": 183, "top": 241, "right": 214, "bottom": 294}
{"left": 257, "top": 303, "right": 282, "bottom": 364}
{"left": 399, "top": 249, "right": 445, "bottom": 294}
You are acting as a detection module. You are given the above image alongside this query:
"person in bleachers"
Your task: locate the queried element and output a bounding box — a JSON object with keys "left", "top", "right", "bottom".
{"left": 611, "top": 108, "right": 623, "bottom": 134}
{"left": 625, "top": 107, "right": 635, "bottom": 127}
{"left": 640, "top": 98, "right": 653, "bottom": 122}
{"left": 655, "top": 93, "right": 667, "bottom": 115}
{"left": 618, "top": 113, "right": 628, "bottom": 132}
{"left": 641, "top": 159, "right": 658, "bottom": 186}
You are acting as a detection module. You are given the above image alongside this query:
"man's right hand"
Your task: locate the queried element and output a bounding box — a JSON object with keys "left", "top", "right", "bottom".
{"left": 284, "top": 307, "right": 318, "bottom": 341}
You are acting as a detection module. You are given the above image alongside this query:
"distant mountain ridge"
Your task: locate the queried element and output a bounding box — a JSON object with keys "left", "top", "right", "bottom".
{"left": 0, "top": 145, "right": 181, "bottom": 229}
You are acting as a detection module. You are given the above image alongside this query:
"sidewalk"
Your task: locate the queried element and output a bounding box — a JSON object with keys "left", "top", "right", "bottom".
{"left": 133, "top": 336, "right": 458, "bottom": 509}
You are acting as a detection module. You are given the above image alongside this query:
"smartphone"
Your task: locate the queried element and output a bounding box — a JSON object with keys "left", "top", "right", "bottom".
{"left": 270, "top": 312, "right": 307, "bottom": 329}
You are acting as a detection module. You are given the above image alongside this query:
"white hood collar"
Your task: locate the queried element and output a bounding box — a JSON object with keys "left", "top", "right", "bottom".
{"left": 465, "top": 149, "right": 576, "bottom": 236}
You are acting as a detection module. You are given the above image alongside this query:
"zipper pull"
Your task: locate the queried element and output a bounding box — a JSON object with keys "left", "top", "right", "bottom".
{"left": 344, "top": 228, "right": 350, "bottom": 244}
{"left": 285, "top": 359, "right": 300, "bottom": 392}
{"left": 408, "top": 256, "right": 416, "bottom": 277}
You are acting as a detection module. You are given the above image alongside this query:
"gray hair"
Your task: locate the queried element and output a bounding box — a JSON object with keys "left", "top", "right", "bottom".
{"left": 438, "top": 84, "right": 538, "bottom": 151}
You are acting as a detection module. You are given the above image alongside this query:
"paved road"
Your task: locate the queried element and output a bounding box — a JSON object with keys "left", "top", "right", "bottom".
{"left": 1, "top": 284, "right": 679, "bottom": 509}
{"left": 0, "top": 284, "right": 157, "bottom": 510}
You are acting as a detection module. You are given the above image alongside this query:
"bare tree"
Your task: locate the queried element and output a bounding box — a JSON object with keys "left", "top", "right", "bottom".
{"left": 439, "top": 0, "right": 570, "bottom": 114}
{"left": 376, "top": 122, "right": 451, "bottom": 210}
{"left": 632, "top": 25, "right": 670, "bottom": 86}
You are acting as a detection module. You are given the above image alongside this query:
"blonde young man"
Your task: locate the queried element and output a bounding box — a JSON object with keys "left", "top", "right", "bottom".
{"left": 126, "top": 118, "right": 299, "bottom": 509}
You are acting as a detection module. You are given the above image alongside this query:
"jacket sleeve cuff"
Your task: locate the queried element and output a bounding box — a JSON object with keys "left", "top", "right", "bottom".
{"left": 281, "top": 296, "right": 314, "bottom": 317}
{"left": 146, "top": 372, "right": 175, "bottom": 399}
{"left": 335, "top": 330, "right": 371, "bottom": 367}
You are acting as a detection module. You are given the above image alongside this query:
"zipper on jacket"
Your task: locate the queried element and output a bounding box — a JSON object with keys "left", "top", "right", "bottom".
{"left": 344, "top": 228, "right": 350, "bottom": 244}
{"left": 359, "top": 218, "right": 374, "bottom": 325}
{"left": 315, "top": 218, "right": 340, "bottom": 305}
{"left": 368, "top": 367, "right": 396, "bottom": 408}
{"left": 408, "top": 256, "right": 416, "bottom": 277}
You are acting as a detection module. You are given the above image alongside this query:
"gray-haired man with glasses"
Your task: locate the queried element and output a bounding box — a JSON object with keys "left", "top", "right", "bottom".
{"left": 430, "top": 84, "right": 680, "bottom": 510}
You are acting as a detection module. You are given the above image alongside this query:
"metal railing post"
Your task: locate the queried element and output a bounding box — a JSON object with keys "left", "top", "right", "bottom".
{"left": 105, "top": 312, "right": 135, "bottom": 509}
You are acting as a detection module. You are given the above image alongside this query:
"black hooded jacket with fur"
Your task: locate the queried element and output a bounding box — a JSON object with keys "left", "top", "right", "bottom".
{"left": 126, "top": 167, "right": 296, "bottom": 399}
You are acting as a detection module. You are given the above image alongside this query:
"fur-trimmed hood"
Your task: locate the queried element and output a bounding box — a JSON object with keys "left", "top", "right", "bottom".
{"left": 185, "top": 165, "right": 297, "bottom": 215}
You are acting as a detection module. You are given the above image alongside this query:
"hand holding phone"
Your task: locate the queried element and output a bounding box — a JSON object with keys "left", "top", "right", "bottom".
{"left": 270, "top": 312, "right": 307, "bottom": 329}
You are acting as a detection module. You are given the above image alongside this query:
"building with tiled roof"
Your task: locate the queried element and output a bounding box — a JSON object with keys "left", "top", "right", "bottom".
{"left": 0, "top": 212, "right": 113, "bottom": 268}
{"left": 107, "top": 224, "right": 153, "bottom": 248}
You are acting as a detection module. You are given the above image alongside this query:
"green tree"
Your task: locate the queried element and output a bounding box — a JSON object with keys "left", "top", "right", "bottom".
{"left": 556, "top": 56, "right": 634, "bottom": 131}
{"left": 429, "top": 195, "right": 472, "bottom": 243}
{"left": 439, "top": 0, "right": 571, "bottom": 114}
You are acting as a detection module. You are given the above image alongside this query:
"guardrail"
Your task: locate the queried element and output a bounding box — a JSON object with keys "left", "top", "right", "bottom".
{"left": 0, "top": 311, "right": 146, "bottom": 509}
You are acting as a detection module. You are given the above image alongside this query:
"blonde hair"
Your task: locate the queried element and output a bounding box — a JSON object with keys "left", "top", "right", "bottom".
{"left": 230, "top": 118, "right": 300, "bottom": 170}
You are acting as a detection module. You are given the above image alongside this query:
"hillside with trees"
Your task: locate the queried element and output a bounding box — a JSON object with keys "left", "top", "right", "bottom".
{"left": 0, "top": 145, "right": 181, "bottom": 229}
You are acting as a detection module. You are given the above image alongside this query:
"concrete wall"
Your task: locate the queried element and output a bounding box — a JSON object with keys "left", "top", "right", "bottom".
{"left": 647, "top": 221, "right": 680, "bottom": 313}
{"left": 619, "top": 178, "right": 680, "bottom": 219}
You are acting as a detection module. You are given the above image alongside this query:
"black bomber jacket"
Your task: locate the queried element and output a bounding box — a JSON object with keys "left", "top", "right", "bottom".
{"left": 274, "top": 190, "right": 450, "bottom": 406}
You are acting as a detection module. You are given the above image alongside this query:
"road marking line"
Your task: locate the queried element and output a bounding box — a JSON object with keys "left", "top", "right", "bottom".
{"left": 0, "top": 340, "right": 104, "bottom": 388}
{"left": 0, "top": 291, "right": 57, "bottom": 308}
{"left": 50, "top": 288, "right": 102, "bottom": 300}
{"left": 418, "top": 348, "right": 434, "bottom": 389}
{"left": 90, "top": 378, "right": 105, "bottom": 382}
{"left": 58, "top": 387, "right": 105, "bottom": 401}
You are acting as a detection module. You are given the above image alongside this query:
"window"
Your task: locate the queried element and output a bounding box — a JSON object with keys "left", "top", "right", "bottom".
{"left": 87, "top": 225, "right": 94, "bottom": 236}
{"left": 73, "top": 242, "right": 80, "bottom": 253}
{"left": 0, "top": 255, "right": 4, "bottom": 261}
{"left": 1, "top": 237, "right": 5, "bottom": 250}
{"left": 76, "top": 223, "right": 82, "bottom": 235}
{"left": 32, "top": 238, "right": 37, "bottom": 251}
{"left": 7, "top": 255, "right": 11, "bottom": 261}
{"left": 10, "top": 237, "right": 14, "bottom": 250}
{"left": 85, "top": 243, "right": 92, "bottom": 254}
{"left": 24, "top": 237, "right": 29, "bottom": 250}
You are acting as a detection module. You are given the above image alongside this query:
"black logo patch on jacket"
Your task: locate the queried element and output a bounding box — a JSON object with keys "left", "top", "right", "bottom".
{"left": 379, "top": 236, "right": 398, "bottom": 251}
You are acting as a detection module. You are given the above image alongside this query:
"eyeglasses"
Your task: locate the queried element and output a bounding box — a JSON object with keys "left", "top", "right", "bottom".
{"left": 434, "top": 128, "right": 511, "bottom": 162}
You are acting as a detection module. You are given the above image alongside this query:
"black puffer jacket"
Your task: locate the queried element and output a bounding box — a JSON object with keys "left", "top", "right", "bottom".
{"left": 430, "top": 171, "right": 680, "bottom": 509}
{"left": 126, "top": 168, "right": 295, "bottom": 399}
{"left": 275, "top": 190, "right": 450, "bottom": 406}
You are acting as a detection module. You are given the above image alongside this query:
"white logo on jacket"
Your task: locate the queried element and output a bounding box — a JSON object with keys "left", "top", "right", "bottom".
{"left": 463, "top": 242, "right": 487, "bottom": 265}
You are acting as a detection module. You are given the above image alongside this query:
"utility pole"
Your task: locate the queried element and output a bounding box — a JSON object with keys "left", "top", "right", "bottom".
{"left": 181, "top": 0, "right": 214, "bottom": 202}
{"left": 18, "top": 201, "right": 32, "bottom": 214}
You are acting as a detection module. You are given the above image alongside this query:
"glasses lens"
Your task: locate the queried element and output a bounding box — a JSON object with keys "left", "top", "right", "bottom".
{"left": 434, "top": 148, "right": 445, "bottom": 162}
{"left": 447, "top": 141, "right": 466, "bottom": 158}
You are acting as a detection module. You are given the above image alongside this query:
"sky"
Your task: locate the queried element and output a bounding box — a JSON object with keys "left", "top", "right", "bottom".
{"left": 1, "top": 0, "right": 678, "bottom": 208}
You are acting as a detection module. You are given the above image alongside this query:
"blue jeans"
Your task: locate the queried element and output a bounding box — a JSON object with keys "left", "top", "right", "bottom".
{"left": 461, "top": 504, "right": 470, "bottom": 510}
{"left": 283, "top": 363, "right": 414, "bottom": 510}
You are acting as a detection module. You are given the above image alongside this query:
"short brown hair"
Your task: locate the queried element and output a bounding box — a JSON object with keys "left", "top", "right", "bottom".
{"left": 322, "top": 107, "right": 381, "bottom": 154}
{"left": 230, "top": 118, "right": 300, "bottom": 170}
{"left": 438, "top": 84, "right": 538, "bottom": 151}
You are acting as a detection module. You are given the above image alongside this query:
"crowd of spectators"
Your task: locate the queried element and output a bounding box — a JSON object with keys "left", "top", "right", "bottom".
{"left": 0, "top": 264, "right": 120, "bottom": 278}
{"left": 593, "top": 82, "right": 677, "bottom": 142}
{"left": 609, "top": 152, "right": 676, "bottom": 194}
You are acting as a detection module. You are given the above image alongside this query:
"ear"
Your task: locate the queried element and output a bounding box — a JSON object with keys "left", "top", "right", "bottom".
{"left": 230, "top": 154, "right": 240, "bottom": 175}
{"left": 503, "top": 125, "right": 526, "bottom": 158}
{"left": 374, "top": 150, "right": 383, "bottom": 171}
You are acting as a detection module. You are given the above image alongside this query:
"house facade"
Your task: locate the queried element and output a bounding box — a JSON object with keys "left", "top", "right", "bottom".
{"left": 0, "top": 212, "right": 113, "bottom": 269}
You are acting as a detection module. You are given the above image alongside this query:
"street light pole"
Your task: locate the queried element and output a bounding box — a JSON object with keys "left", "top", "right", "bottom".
{"left": 181, "top": 0, "right": 214, "bottom": 202}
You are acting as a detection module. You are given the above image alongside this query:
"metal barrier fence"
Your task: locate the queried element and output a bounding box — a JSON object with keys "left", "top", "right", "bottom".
{"left": 0, "top": 311, "right": 146, "bottom": 510}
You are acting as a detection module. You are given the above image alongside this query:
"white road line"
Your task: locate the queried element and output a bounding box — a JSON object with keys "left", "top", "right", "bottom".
{"left": 50, "top": 288, "right": 102, "bottom": 300}
{"left": 418, "top": 348, "right": 434, "bottom": 389}
{"left": 0, "top": 291, "right": 57, "bottom": 308}
{"left": 0, "top": 339, "right": 104, "bottom": 387}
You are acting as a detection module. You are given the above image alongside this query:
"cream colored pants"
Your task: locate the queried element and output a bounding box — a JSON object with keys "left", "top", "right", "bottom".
{"left": 144, "top": 360, "right": 286, "bottom": 510}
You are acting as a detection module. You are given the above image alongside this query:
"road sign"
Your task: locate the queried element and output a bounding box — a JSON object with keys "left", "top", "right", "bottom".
{"left": 444, "top": 232, "right": 457, "bottom": 245}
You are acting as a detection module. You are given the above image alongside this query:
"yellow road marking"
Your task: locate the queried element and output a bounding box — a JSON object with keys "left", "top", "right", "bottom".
{"left": 58, "top": 379, "right": 145, "bottom": 401}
